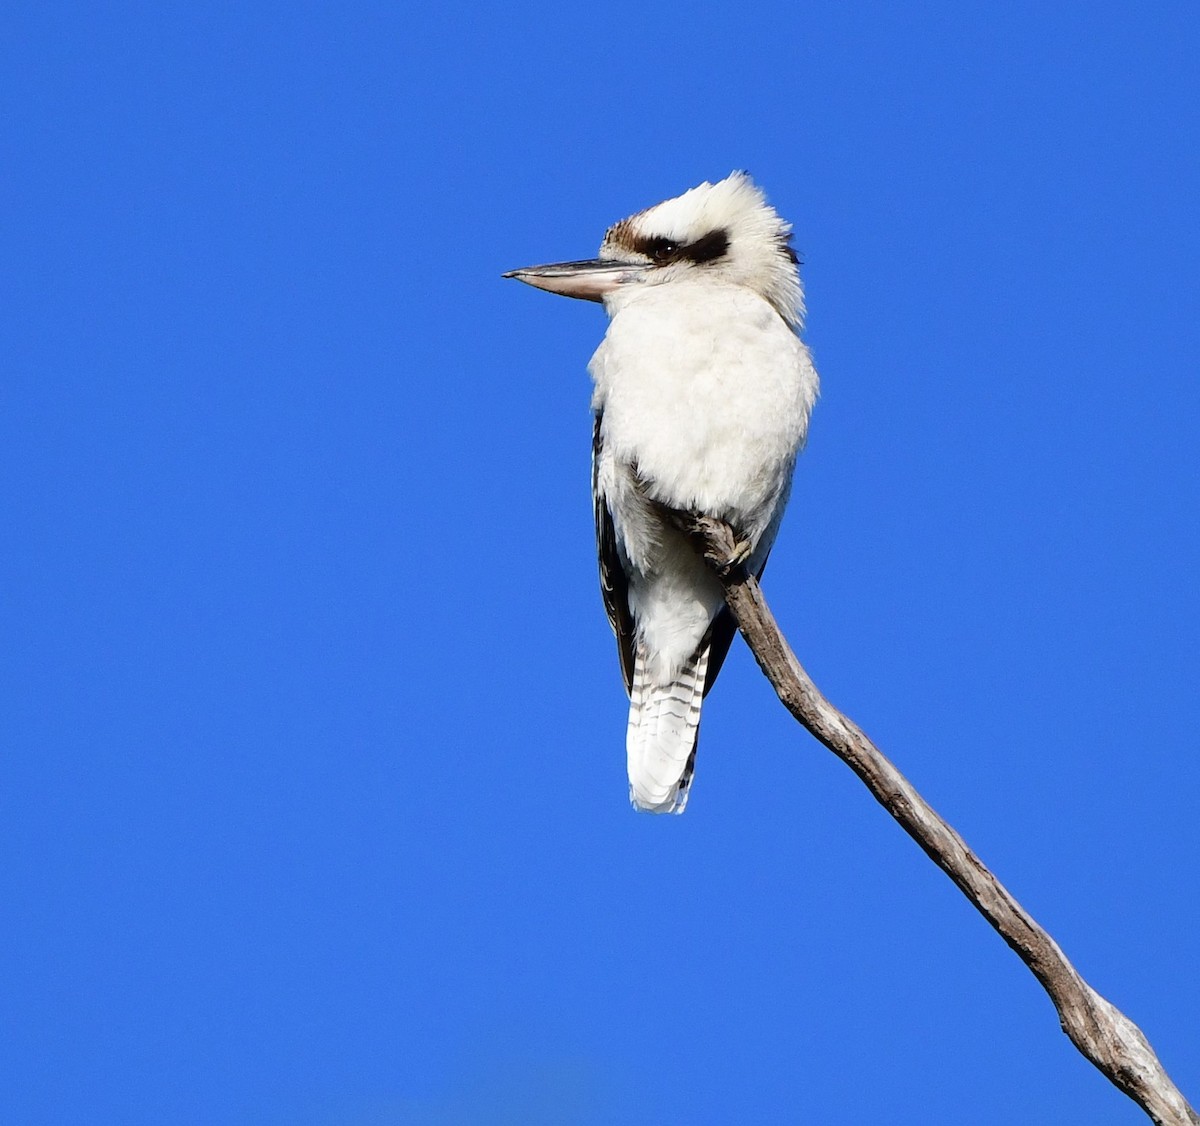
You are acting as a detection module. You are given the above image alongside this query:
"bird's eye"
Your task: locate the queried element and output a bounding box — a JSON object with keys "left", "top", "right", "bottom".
{"left": 646, "top": 239, "right": 678, "bottom": 263}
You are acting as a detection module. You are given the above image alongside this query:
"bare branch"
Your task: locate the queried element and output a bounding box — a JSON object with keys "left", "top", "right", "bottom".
{"left": 685, "top": 514, "right": 1197, "bottom": 1126}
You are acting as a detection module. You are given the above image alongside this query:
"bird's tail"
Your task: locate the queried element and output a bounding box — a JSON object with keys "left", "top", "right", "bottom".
{"left": 626, "top": 641, "right": 711, "bottom": 814}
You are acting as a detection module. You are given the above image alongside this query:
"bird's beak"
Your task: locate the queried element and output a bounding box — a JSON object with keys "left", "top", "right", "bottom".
{"left": 502, "top": 259, "right": 650, "bottom": 303}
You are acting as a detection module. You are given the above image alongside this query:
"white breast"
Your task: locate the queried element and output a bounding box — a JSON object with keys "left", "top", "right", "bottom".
{"left": 590, "top": 279, "right": 818, "bottom": 536}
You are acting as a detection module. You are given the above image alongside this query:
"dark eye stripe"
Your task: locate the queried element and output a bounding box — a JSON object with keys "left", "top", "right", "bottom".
{"left": 636, "top": 228, "right": 730, "bottom": 266}
{"left": 680, "top": 228, "right": 729, "bottom": 264}
{"left": 643, "top": 237, "right": 679, "bottom": 263}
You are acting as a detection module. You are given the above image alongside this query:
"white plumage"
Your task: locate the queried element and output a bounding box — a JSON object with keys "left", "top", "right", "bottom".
{"left": 506, "top": 173, "right": 819, "bottom": 812}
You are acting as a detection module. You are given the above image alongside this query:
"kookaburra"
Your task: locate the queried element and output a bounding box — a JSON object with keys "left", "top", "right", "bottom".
{"left": 506, "top": 173, "right": 819, "bottom": 813}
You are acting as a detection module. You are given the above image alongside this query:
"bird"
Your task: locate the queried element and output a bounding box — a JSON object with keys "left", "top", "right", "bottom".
{"left": 504, "top": 172, "right": 819, "bottom": 813}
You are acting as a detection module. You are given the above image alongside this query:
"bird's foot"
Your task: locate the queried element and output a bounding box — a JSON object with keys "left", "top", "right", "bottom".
{"left": 660, "top": 508, "right": 752, "bottom": 579}
{"left": 720, "top": 533, "right": 754, "bottom": 574}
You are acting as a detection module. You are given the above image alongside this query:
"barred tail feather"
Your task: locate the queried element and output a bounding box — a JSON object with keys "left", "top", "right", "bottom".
{"left": 626, "top": 642, "right": 710, "bottom": 814}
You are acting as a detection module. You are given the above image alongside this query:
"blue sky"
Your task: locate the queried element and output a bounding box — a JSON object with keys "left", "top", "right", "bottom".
{"left": 3, "top": 2, "right": 1198, "bottom": 1123}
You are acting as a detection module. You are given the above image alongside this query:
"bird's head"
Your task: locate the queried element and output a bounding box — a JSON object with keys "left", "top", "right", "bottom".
{"left": 504, "top": 172, "right": 804, "bottom": 328}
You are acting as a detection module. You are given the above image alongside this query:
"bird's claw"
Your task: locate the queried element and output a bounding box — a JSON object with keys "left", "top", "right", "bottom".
{"left": 719, "top": 536, "right": 754, "bottom": 574}
{"left": 660, "top": 509, "right": 752, "bottom": 578}
{"left": 695, "top": 518, "right": 751, "bottom": 577}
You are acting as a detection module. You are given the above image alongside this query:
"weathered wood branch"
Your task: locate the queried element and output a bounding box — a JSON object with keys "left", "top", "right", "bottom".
{"left": 682, "top": 514, "right": 1198, "bottom": 1126}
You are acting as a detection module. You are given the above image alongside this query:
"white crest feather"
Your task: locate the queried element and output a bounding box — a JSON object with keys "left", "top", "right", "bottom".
{"left": 600, "top": 172, "right": 805, "bottom": 328}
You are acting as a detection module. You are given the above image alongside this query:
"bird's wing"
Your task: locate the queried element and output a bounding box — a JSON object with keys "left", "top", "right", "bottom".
{"left": 593, "top": 412, "right": 771, "bottom": 699}
{"left": 593, "top": 413, "right": 637, "bottom": 694}
{"left": 702, "top": 609, "right": 737, "bottom": 696}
